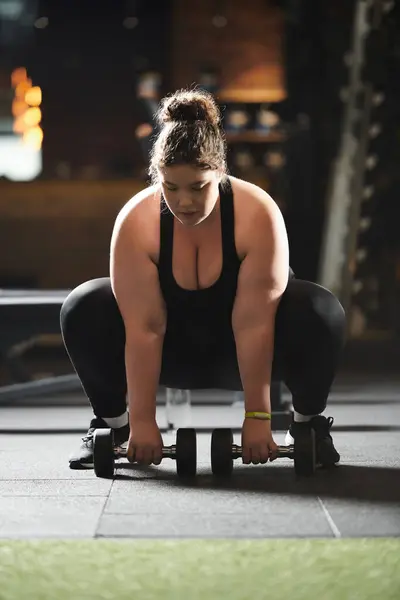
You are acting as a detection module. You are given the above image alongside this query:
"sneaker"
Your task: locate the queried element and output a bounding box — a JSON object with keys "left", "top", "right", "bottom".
{"left": 69, "top": 417, "right": 130, "bottom": 470}
{"left": 285, "top": 415, "right": 340, "bottom": 468}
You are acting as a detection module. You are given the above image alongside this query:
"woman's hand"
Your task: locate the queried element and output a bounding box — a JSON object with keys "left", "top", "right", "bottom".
{"left": 127, "top": 418, "right": 163, "bottom": 465}
{"left": 241, "top": 418, "right": 279, "bottom": 464}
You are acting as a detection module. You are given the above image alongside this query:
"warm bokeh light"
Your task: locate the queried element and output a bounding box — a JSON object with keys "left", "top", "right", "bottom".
{"left": 12, "top": 99, "right": 29, "bottom": 117}
{"left": 12, "top": 77, "right": 43, "bottom": 142}
{"left": 0, "top": 135, "right": 43, "bottom": 181}
{"left": 23, "top": 126, "right": 44, "bottom": 150}
{"left": 25, "top": 86, "right": 42, "bottom": 106}
{"left": 15, "top": 79, "right": 32, "bottom": 99}
{"left": 11, "top": 67, "right": 27, "bottom": 88}
{"left": 23, "top": 107, "right": 42, "bottom": 127}
{"left": 13, "top": 115, "right": 26, "bottom": 134}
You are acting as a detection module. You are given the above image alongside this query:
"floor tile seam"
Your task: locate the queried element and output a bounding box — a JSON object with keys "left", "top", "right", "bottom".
{"left": 317, "top": 497, "right": 341, "bottom": 538}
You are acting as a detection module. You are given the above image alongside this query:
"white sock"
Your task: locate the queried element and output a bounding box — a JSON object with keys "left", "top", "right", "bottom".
{"left": 293, "top": 410, "right": 318, "bottom": 423}
{"left": 103, "top": 411, "right": 129, "bottom": 429}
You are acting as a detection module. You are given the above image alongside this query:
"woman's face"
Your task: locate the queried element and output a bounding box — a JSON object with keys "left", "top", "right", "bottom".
{"left": 159, "top": 164, "right": 221, "bottom": 227}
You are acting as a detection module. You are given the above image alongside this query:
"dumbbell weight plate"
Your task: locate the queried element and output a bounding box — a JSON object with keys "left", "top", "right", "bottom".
{"left": 176, "top": 428, "right": 197, "bottom": 478}
{"left": 93, "top": 428, "right": 115, "bottom": 479}
{"left": 293, "top": 427, "right": 316, "bottom": 476}
{"left": 211, "top": 428, "right": 234, "bottom": 476}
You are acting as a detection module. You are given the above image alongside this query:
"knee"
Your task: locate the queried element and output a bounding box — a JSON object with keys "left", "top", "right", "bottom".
{"left": 60, "top": 277, "right": 112, "bottom": 333}
{"left": 309, "top": 284, "right": 346, "bottom": 330}
{"left": 285, "top": 279, "right": 346, "bottom": 336}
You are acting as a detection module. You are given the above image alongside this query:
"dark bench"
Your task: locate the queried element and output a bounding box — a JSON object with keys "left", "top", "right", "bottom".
{"left": 0, "top": 289, "right": 69, "bottom": 383}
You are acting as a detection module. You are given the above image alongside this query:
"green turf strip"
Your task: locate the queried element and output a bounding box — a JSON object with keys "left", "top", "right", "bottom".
{"left": 0, "top": 539, "right": 399, "bottom": 600}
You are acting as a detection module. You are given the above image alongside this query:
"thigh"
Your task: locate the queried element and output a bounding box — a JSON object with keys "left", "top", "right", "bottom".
{"left": 272, "top": 278, "right": 344, "bottom": 369}
{"left": 61, "top": 277, "right": 125, "bottom": 350}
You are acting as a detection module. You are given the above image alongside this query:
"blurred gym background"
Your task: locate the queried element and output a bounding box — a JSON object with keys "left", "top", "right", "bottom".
{"left": 0, "top": 0, "right": 399, "bottom": 389}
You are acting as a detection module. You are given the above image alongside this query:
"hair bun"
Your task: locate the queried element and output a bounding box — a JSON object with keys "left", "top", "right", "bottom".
{"left": 158, "top": 89, "right": 220, "bottom": 127}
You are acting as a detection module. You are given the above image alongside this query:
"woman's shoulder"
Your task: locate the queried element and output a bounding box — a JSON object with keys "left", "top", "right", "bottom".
{"left": 117, "top": 184, "right": 161, "bottom": 222}
{"left": 111, "top": 185, "right": 161, "bottom": 257}
{"left": 229, "top": 176, "right": 288, "bottom": 258}
{"left": 229, "top": 175, "right": 282, "bottom": 224}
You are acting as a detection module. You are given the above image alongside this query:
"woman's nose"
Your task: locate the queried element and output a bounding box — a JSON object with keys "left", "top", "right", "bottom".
{"left": 179, "top": 196, "right": 194, "bottom": 208}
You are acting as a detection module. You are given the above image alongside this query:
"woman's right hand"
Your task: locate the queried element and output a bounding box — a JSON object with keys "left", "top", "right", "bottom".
{"left": 126, "top": 418, "right": 163, "bottom": 466}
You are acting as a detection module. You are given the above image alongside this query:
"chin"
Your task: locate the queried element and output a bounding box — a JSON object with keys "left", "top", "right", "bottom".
{"left": 181, "top": 218, "right": 202, "bottom": 228}
{"left": 177, "top": 212, "right": 204, "bottom": 226}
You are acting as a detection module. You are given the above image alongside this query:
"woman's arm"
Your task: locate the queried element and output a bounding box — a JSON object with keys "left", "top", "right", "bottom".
{"left": 110, "top": 201, "right": 166, "bottom": 422}
{"left": 232, "top": 192, "right": 289, "bottom": 414}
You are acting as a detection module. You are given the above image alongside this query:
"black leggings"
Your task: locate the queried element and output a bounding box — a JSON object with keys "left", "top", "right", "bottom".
{"left": 60, "top": 277, "right": 346, "bottom": 418}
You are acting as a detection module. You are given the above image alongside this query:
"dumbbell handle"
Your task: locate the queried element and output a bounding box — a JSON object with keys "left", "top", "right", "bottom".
{"left": 114, "top": 443, "right": 176, "bottom": 459}
{"left": 231, "top": 444, "right": 294, "bottom": 459}
{"left": 162, "top": 445, "right": 176, "bottom": 458}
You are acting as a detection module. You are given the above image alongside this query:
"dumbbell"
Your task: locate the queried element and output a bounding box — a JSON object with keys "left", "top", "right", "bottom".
{"left": 211, "top": 427, "right": 316, "bottom": 477}
{"left": 93, "top": 427, "right": 197, "bottom": 479}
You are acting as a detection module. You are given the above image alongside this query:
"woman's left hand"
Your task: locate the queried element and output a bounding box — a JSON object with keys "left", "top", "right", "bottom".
{"left": 241, "top": 418, "right": 279, "bottom": 464}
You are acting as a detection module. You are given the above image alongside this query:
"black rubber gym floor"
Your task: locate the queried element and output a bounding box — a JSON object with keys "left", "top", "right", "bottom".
{"left": 0, "top": 377, "right": 399, "bottom": 539}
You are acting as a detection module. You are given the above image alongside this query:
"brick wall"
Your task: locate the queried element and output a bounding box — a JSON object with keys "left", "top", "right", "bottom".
{"left": 171, "top": 0, "right": 286, "bottom": 102}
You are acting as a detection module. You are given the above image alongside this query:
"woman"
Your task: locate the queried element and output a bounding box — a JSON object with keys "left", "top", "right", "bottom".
{"left": 61, "top": 88, "right": 345, "bottom": 470}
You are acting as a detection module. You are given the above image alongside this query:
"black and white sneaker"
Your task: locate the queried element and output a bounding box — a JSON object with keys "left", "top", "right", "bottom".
{"left": 285, "top": 415, "right": 340, "bottom": 468}
{"left": 69, "top": 417, "right": 130, "bottom": 469}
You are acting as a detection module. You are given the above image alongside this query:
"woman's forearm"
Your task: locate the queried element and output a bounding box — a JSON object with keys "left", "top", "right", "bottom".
{"left": 234, "top": 326, "right": 274, "bottom": 414}
{"left": 125, "top": 332, "right": 164, "bottom": 421}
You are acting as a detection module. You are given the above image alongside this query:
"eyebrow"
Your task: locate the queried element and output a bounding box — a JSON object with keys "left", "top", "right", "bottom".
{"left": 164, "top": 180, "right": 207, "bottom": 186}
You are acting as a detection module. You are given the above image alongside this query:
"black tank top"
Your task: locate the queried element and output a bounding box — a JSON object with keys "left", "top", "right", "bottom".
{"left": 158, "top": 177, "right": 243, "bottom": 389}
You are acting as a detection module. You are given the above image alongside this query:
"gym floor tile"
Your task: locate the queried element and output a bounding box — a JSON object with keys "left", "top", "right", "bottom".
{"left": 0, "top": 496, "right": 106, "bottom": 538}
{"left": 0, "top": 434, "right": 99, "bottom": 480}
{"left": 0, "top": 479, "right": 112, "bottom": 496}
{"left": 104, "top": 478, "right": 321, "bottom": 514}
{"left": 318, "top": 499, "right": 400, "bottom": 537}
{"left": 96, "top": 511, "right": 334, "bottom": 538}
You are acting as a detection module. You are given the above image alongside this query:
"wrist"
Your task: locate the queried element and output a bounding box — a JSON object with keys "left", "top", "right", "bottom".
{"left": 129, "top": 408, "right": 156, "bottom": 424}
{"left": 244, "top": 402, "right": 272, "bottom": 414}
{"left": 243, "top": 391, "right": 271, "bottom": 415}
{"left": 245, "top": 411, "right": 271, "bottom": 421}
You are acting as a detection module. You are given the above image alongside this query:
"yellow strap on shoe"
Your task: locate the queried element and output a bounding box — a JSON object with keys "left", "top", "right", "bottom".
{"left": 245, "top": 411, "right": 271, "bottom": 420}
